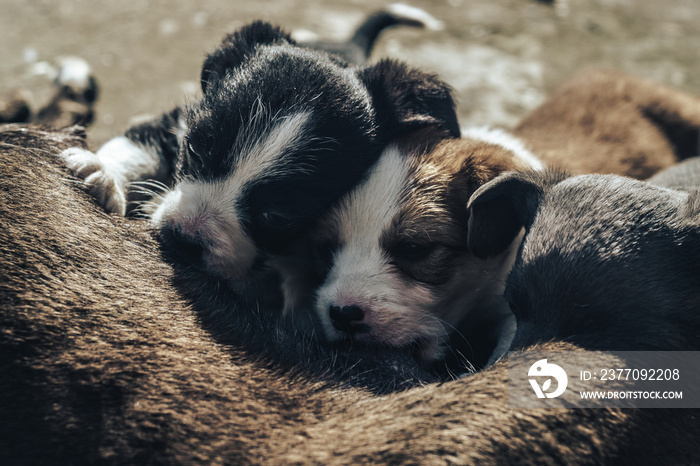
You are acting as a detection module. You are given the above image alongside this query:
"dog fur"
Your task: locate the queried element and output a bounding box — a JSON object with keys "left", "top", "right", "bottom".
{"left": 514, "top": 69, "right": 700, "bottom": 179}
{"left": 298, "top": 3, "right": 444, "bottom": 65}
{"left": 306, "top": 69, "right": 700, "bottom": 368}
{"left": 467, "top": 165, "right": 700, "bottom": 353}
{"left": 307, "top": 127, "right": 541, "bottom": 365}
{"left": 2, "top": 125, "right": 700, "bottom": 465}
{"left": 60, "top": 21, "right": 459, "bottom": 294}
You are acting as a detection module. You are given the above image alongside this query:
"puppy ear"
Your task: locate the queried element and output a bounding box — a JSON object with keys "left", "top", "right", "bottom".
{"left": 201, "top": 21, "right": 293, "bottom": 92}
{"left": 360, "top": 59, "right": 460, "bottom": 138}
{"left": 467, "top": 171, "right": 563, "bottom": 259}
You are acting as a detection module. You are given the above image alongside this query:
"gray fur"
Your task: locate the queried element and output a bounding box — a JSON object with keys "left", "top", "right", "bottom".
{"left": 468, "top": 168, "right": 700, "bottom": 353}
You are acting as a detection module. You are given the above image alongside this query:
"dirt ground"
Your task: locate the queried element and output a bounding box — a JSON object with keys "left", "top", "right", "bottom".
{"left": 2, "top": 0, "right": 700, "bottom": 146}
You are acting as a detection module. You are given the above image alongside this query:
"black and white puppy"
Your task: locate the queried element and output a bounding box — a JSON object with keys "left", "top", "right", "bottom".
{"left": 61, "top": 21, "right": 458, "bottom": 292}
{"left": 305, "top": 128, "right": 544, "bottom": 363}
{"left": 467, "top": 165, "right": 700, "bottom": 353}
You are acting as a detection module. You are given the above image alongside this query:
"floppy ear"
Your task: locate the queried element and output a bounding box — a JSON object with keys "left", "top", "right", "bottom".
{"left": 201, "top": 21, "right": 294, "bottom": 92}
{"left": 467, "top": 171, "right": 561, "bottom": 259}
{"left": 359, "top": 59, "right": 460, "bottom": 138}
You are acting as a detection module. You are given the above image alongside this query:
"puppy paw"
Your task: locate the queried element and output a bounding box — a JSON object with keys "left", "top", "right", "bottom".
{"left": 60, "top": 147, "right": 126, "bottom": 215}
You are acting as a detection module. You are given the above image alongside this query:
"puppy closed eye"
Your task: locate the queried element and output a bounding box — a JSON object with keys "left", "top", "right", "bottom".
{"left": 390, "top": 242, "right": 457, "bottom": 285}
{"left": 391, "top": 240, "right": 435, "bottom": 262}
{"left": 257, "top": 210, "right": 299, "bottom": 230}
{"left": 185, "top": 139, "right": 204, "bottom": 170}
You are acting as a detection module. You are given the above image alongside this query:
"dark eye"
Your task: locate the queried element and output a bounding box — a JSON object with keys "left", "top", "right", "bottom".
{"left": 508, "top": 300, "right": 520, "bottom": 315}
{"left": 392, "top": 241, "right": 434, "bottom": 261}
{"left": 185, "top": 139, "right": 203, "bottom": 167}
{"left": 259, "top": 211, "right": 298, "bottom": 230}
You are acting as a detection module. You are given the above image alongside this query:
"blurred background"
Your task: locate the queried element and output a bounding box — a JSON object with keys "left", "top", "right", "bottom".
{"left": 2, "top": 0, "right": 699, "bottom": 146}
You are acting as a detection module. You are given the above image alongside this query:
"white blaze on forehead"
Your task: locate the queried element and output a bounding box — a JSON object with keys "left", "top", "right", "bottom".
{"left": 316, "top": 145, "right": 420, "bottom": 339}
{"left": 229, "top": 110, "right": 312, "bottom": 193}
{"left": 153, "top": 110, "right": 312, "bottom": 224}
{"left": 334, "top": 145, "right": 410, "bottom": 249}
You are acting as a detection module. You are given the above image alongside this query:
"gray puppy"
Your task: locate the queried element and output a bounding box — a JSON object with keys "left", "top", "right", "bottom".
{"left": 466, "top": 162, "right": 700, "bottom": 352}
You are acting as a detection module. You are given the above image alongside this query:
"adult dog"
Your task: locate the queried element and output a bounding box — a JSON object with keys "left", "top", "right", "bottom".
{"left": 1, "top": 125, "right": 698, "bottom": 464}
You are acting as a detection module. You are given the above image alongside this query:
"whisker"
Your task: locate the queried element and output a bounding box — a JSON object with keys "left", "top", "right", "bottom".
{"left": 129, "top": 179, "right": 170, "bottom": 192}
{"left": 420, "top": 313, "right": 478, "bottom": 375}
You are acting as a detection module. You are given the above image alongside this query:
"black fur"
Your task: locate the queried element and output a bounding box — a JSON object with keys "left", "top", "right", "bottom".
{"left": 467, "top": 169, "right": 700, "bottom": 352}
{"left": 114, "top": 20, "right": 458, "bottom": 259}
{"left": 301, "top": 7, "right": 436, "bottom": 65}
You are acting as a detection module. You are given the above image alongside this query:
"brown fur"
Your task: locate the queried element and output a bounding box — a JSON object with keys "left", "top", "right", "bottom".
{"left": 296, "top": 70, "right": 700, "bottom": 371}
{"left": 2, "top": 125, "right": 699, "bottom": 464}
{"left": 396, "top": 136, "right": 536, "bottom": 364}
{"left": 396, "top": 69, "right": 700, "bottom": 365}
{"left": 515, "top": 69, "right": 700, "bottom": 179}
{"left": 305, "top": 132, "right": 534, "bottom": 365}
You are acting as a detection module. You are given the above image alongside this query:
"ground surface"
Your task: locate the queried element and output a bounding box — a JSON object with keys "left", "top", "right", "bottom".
{"left": 2, "top": 0, "right": 700, "bottom": 146}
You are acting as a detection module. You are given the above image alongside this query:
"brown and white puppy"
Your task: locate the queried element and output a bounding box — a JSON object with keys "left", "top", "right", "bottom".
{"left": 308, "top": 69, "right": 700, "bottom": 366}
{"left": 308, "top": 127, "right": 543, "bottom": 363}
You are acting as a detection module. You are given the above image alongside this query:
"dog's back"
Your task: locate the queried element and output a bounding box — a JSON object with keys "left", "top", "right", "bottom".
{"left": 648, "top": 156, "right": 700, "bottom": 190}
{"left": 0, "top": 124, "right": 434, "bottom": 463}
{"left": 2, "top": 125, "right": 698, "bottom": 464}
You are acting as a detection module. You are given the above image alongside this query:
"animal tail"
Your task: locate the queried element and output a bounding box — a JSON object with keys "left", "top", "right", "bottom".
{"left": 350, "top": 3, "right": 444, "bottom": 59}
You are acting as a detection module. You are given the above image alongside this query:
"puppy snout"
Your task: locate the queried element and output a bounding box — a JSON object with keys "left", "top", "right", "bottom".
{"left": 329, "top": 304, "right": 368, "bottom": 334}
{"left": 159, "top": 225, "right": 205, "bottom": 267}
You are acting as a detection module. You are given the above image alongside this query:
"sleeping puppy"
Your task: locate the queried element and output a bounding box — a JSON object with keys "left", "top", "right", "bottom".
{"left": 466, "top": 165, "right": 700, "bottom": 352}
{"left": 305, "top": 127, "right": 543, "bottom": 364}
{"left": 307, "top": 69, "right": 700, "bottom": 366}
{"left": 60, "top": 21, "right": 459, "bottom": 294}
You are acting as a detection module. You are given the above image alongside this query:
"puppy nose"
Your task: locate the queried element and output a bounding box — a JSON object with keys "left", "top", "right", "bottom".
{"left": 159, "top": 225, "right": 205, "bottom": 266}
{"left": 329, "top": 305, "right": 366, "bottom": 334}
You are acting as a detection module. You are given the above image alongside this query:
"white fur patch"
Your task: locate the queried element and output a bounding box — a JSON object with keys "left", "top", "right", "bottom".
{"left": 315, "top": 146, "right": 440, "bottom": 348}
{"left": 55, "top": 56, "right": 91, "bottom": 90}
{"left": 62, "top": 136, "right": 169, "bottom": 216}
{"left": 333, "top": 144, "right": 408, "bottom": 256}
{"left": 462, "top": 126, "right": 544, "bottom": 171}
{"left": 387, "top": 3, "right": 445, "bottom": 31}
{"left": 462, "top": 126, "right": 545, "bottom": 171}
{"left": 229, "top": 110, "right": 312, "bottom": 189}
{"left": 99, "top": 136, "right": 166, "bottom": 182}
